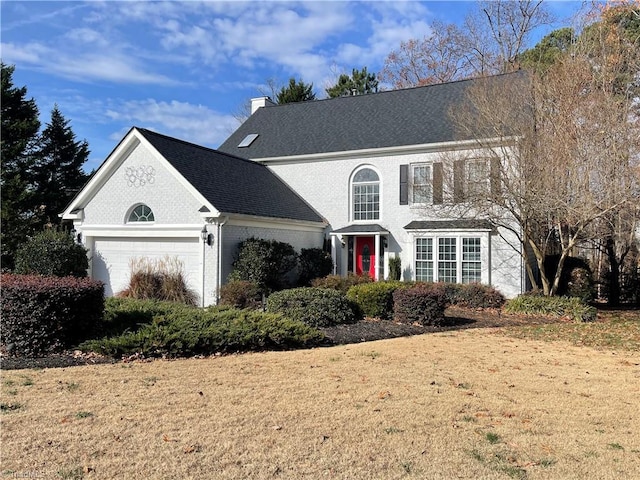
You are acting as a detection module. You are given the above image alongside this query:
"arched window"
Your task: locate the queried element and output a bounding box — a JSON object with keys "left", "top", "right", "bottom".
{"left": 128, "top": 204, "right": 155, "bottom": 222}
{"left": 352, "top": 167, "right": 380, "bottom": 221}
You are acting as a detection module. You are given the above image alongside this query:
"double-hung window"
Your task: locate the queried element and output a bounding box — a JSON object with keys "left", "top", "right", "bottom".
{"left": 412, "top": 164, "right": 432, "bottom": 204}
{"left": 466, "top": 159, "right": 490, "bottom": 198}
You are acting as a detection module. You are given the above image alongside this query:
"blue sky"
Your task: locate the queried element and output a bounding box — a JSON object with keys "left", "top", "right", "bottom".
{"left": 1, "top": 1, "right": 585, "bottom": 171}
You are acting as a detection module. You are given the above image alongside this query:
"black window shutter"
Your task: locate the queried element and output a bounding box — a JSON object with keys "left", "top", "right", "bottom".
{"left": 490, "top": 158, "right": 501, "bottom": 196}
{"left": 432, "top": 162, "right": 443, "bottom": 204}
{"left": 453, "top": 160, "right": 465, "bottom": 203}
{"left": 399, "top": 164, "right": 408, "bottom": 205}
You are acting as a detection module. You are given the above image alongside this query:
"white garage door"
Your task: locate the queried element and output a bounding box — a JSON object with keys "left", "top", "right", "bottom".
{"left": 92, "top": 237, "right": 201, "bottom": 297}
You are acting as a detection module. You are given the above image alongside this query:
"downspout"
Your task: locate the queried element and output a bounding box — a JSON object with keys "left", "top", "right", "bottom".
{"left": 216, "top": 216, "right": 229, "bottom": 303}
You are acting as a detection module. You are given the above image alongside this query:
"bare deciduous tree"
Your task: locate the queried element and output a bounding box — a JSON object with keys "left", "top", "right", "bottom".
{"left": 380, "top": 0, "right": 552, "bottom": 88}
{"left": 443, "top": 3, "right": 640, "bottom": 296}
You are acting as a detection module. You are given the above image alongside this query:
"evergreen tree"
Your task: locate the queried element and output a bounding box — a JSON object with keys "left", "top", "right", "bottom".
{"left": 1, "top": 63, "right": 40, "bottom": 270}
{"left": 33, "top": 105, "right": 89, "bottom": 225}
{"left": 326, "top": 67, "right": 379, "bottom": 98}
{"left": 276, "top": 78, "right": 316, "bottom": 104}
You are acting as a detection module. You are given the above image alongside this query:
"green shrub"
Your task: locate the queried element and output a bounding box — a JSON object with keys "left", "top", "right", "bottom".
{"left": 346, "top": 281, "right": 407, "bottom": 320}
{"left": 228, "top": 237, "right": 297, "bottom": 293}
{"left": 218, "top": 280, "right": 262, "bottom": 309}
{"left": 442, "top": 283, "right": 505, "bottom": 309}
{"left": 98, "top": 297, "right": 195, "bottom": 337}
{"left": 298, "top": 248, "right": 333, "bottom": 286}
{"left": 81, "top": 307, "right": 324, "bottom": 358}
{"left": 15, "top": 229, "right": 88, "bottom": 277}
{"left": 311, "top": 273, "right": 373, "bottom": 293}
{"left": 504, "top": 295, "right": 597, "bottom": 322}
{"left": 393, "top": 283, "right": 447, "bottom": 326}
{"left": 388, "top": 256, "right": 402, "bottom": 281}
{"left": 1, "top": 274, "right": 104, "bottom": 356}
{"left": 267, "top": 287, "right": 359, "bottom": 327}
{"left": 118, "top": 257, "right": 198, "bottom": 306}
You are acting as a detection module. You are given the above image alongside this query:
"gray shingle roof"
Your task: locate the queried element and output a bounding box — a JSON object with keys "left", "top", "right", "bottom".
{"left": 218, "top": 72, "right": 526, "bottom": 159}
{"left": 404, "top": 220, "right": 494, "bottom": 231}
{"left": 137, "top": 128, "right": 323, "bottom": 223}
{"left": 331, "top": 224, "right": 389, "bottom": 234}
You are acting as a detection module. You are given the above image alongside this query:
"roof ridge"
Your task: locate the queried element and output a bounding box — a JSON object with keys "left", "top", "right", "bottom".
{"left": 257, "top": 70, "right": 526, "bottom": 109}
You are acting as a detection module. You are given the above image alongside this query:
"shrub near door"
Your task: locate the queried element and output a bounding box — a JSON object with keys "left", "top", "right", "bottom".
{"left": 393, "top": 283, "right": 447, "bottom": 326}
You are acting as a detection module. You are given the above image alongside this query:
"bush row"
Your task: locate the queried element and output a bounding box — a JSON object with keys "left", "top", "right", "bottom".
{"left": 1, "top": 274, "right": 104, "bottom": 356}
{"left": 81, "top": 299, "right": 323, "bottom": 357}
{"left": 504, "top": 295, "right": 597, "bottom": 322}
{"left": 343, "top": 280, "right": 505, "bottom": 321}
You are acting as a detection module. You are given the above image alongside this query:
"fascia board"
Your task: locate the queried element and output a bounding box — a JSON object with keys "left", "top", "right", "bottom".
{"left": 61, "top": 129, "right": 139, "bottom": 219}
{"left": 224, "top": 213, "right": 326, "bottom": 231}
{"left": 255, "top": 136, "right": 519, "bottom": 165}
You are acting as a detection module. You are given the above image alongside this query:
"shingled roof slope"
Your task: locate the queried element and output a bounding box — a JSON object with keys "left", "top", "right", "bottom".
{"left": 218, "top": 71, "right": 526, "bottom": 159}
{"left": 137, "top": 128, "right": 323, "bottom": 223}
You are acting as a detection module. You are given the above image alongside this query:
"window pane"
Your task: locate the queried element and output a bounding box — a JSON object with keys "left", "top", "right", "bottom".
{"left": 354, "top": 168, "right": 379, "bottom": 183}
{"left": 128, "top": 204, "right": 154, "bottom": 222}
{"left": 412, "top": 164, "right": 432, "bottom": 204}
{"left": 467, "top": 160, "right": 489, "bottom": 197}
{"left": 438, "top": 238, "right": 457, "bottom": 283}
{"left": 353, "top": 183, "right": 379, "bottom": 220}
{"left": 415, "top": 238, "right": 433, "bottom": 282}
{"left": 462, "top": 237, "right": 481, "bottom": 283}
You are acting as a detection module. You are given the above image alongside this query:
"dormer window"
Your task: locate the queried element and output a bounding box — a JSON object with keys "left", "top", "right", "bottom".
{"left": 128, "top": 204, "right": 155, "bottom": 222}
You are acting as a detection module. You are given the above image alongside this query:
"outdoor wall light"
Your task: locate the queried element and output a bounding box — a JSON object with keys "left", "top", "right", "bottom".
{"left": 201, "top": 226, "right": 214, "bottom": 246}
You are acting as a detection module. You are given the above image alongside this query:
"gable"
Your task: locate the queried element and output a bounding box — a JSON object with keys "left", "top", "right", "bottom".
{"left": 76, "top": 134, "right": 211, "bottom": 225}
{"left": 62, "top": 128, "right": 324, "bottom": 225}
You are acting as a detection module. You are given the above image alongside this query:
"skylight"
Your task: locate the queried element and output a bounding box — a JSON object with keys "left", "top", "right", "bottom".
{"left": 238, "top": 133, "right": 259, "bottom": 148}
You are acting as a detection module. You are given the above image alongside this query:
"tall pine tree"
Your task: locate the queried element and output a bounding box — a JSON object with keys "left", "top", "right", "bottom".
{"left": 1, "top": 63, "right": 40, "bottom": 269}
{"left": 326, "top": 67, "right": 379, "bottom": 98}
{"left": 33, "top": 105, "right": 89, "bottom": 226}
{"left": 276, "top": 78, "right": 316, "bottom": 104}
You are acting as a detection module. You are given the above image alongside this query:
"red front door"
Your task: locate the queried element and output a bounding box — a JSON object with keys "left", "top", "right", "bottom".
{"left": 355, "top": 236, "right": 375, "bottom": 278}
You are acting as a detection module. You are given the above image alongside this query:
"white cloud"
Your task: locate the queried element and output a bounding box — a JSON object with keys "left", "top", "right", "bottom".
{"left": 105, "top": 99, "right": 240, "bottom": 147}
{"left": 1, "top": 41, "right": 178, "bottom": 86}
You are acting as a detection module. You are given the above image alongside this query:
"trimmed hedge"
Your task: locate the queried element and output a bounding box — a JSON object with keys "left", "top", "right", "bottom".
{"left": 15, "top": 229, "right": 88, "bottom": 277}
{"left": 442, "top": 283, "right": 506, "bottom": 309}
{"left": 504, "top": 295, "right": 597, "bottom": 322}
{"left": 346, "top": 281, "right": 407, "bottom": 320}
{"left": 267, "top": 287, "right": 359, "bottom": 327}
{"left": 1, "top": 274, "right": 104, "bottom": 356}
{"left": 311, "top": 273, "right": 373, "bottom": 293}
{"left": 81, "top": 305, "right": 324, "bottom": 358}
{"left": 393, "top": 283, "right": 447, "bottom": 326}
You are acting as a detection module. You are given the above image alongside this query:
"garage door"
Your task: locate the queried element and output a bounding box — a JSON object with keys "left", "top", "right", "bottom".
{"left": 92, "top": 237, "right": 201, "bottom": 297}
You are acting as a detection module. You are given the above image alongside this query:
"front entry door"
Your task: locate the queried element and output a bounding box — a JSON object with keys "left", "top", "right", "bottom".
{"left": 355, "top": 236, "right": 375, "bottom": 278}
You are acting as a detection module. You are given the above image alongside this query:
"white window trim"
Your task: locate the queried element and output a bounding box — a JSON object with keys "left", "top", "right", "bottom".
{"left": 413, "top": 232, "right": 490, "bottom": 284}
{"left": 410, "top": 162, "right": 433, "bottom": 205}
{"left": 126, "top": 203, "right": 155, "bottom": 223}
{"left": 350, "top": 165, "right": 382, "bottom": 223}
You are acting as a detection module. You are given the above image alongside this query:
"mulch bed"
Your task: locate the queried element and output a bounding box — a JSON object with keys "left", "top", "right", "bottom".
{"left": 1, "top": 308, "right": 559, "bottom": 371}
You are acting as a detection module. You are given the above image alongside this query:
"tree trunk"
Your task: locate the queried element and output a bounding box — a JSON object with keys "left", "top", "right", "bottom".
{"left": 605, "top": 238, "right": 621, "bottom": 307}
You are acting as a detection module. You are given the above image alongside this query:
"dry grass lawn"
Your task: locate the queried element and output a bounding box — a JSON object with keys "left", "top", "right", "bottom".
{"left": 2, "top": 328, "right": 639, "bottom": 479}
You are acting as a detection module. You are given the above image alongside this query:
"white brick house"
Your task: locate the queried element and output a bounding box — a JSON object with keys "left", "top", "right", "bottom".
{"left": 218, "top": 73, "right": 530, "bottom": 298}
{"left": 63, "top": 73, "right": 530, "bottom": 304}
